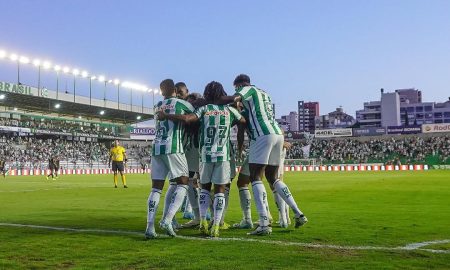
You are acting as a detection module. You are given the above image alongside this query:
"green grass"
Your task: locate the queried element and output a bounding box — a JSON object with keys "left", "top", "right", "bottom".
{"left": 0, "top": 171, "right": 449, "bottom": 269}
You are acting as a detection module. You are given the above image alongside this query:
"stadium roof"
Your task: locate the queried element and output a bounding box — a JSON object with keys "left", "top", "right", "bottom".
{"left": 0, "top": 81, "right": 154, "bottom": 124}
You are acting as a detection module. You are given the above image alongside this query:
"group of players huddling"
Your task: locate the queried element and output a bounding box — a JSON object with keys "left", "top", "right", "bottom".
{"left": 145, "top": 74, "right": 307, "bottom": 238}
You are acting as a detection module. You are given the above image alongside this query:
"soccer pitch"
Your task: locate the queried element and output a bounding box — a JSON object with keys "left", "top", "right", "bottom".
{"left": 0, "top": 171, "right": 449, "bottom": 269}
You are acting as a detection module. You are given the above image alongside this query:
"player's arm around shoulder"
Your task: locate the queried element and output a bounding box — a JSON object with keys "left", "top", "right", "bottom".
{"left": 228, "top": 106, "right": 246, "bottom": 126}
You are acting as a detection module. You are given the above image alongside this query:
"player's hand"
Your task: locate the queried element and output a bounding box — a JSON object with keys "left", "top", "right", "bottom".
{"left": 157, "top": 111, "right": 167, "bottom": 120}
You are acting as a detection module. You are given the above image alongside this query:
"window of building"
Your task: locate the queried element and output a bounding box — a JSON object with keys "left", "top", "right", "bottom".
{"left": 444, "top": 112, "right": 450, "bottom": 118}
{"left": 415, "top": 106, "right": 423, "bottom": 112}
{"left": 424, "top": 106, "right": 433, "bottom": 112}
{"left": 416, "top": 113, "right": 424, "bottom": 119}
{"left": 425, "top": 113, "right": 433, "bottom": 119}
{"left": 444, "top": 118, "right": 450, "bottom": 123}
{"left": 434, "top": 112, "right": 443, "bottom": 118}
{"left": 435, "top": 119, "right": 443, "bottom": 123}
{"left": 407, "top": 107, "right": 415, "bottom": 113}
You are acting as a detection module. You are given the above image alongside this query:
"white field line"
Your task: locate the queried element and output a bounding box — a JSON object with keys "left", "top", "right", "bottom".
{"left": 0, "top": 223, "right": 448, "bottom": 254}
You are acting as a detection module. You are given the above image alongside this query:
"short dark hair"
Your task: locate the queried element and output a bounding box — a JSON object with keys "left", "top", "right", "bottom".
{"left": 160, "top": 79, "right": 175, "bottom": 89}
{"left": 204, "top": 81, "right": 227, "bottom": 103}
{"left": 175, "top": 82, "right": 187, "bottom": 89}
{"left": 233, "top": 74, "right": 251, "bottom": 86}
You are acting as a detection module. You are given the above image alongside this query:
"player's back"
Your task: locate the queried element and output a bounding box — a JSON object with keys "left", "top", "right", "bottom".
{"left": 236, "top": 85, "right": 282, "bottom": 140}
{"left": 153, "top": 98, "right": 194, "bottom": 156}
{"left": 195, "top": 104, "right": 241, "bottom": 163}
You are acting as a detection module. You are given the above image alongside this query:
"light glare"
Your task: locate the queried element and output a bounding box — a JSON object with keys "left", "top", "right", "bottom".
{"left": 19, "top": 56, "right": 30, "bottom": 64}
{"left": 42, "top": 61, "right": 52, "bottom": 69}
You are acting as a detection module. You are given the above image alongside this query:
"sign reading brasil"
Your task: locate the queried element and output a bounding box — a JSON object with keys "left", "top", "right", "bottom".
{"left": 0, "top": 81, "right": 48, "bottom": 97}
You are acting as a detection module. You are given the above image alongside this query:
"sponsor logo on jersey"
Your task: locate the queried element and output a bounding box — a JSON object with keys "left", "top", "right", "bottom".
{"left": 204, "top": 110, "right": 229, "bottom": 116}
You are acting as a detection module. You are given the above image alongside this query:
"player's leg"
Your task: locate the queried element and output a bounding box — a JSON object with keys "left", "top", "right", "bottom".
{"left": 233, "top": 157, "right": 253, "bottom": 229}
{"left": 197, "top": 162, "right": 213, "bottom": 235}
{"left": 145, "top": 179, "right": 165, "bottom": 239}
{"left": 182, "top": 171, "right": 201, "bottom": 227}
{"left": 160, "top": 154, "right": 189, "bottom": 237}
{"left": 210, "top": 161, "right": 230, "bottom": 237}
{"left": 269, "top": 181, "right": 287, "bottom": 228}
{"left": 247, "top": 135, "right": 274, "bottom": 235}
{"left": 266, "top": 135, "right": 307, "bottom": 228}
{"left": 219, "top": 183, "right": 231, "bottom": 229}
{"left": 145, "top": 155, "right": 168, "bottom": 239}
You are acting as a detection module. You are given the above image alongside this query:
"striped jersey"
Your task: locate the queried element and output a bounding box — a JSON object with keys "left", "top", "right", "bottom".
{"left": 194, "top": 104, "right": 242, "bottom": 163}
{"left": 152, "top": 98, "right": 194, "bottom": 156}
{"left": 236, "top": 85, "right": 282, "bottom": 140}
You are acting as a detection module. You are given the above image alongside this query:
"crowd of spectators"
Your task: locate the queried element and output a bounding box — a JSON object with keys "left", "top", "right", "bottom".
{"left": 0, "top": 136, "right": 109, "bottom": 169}
{"left": 1, "top": 134, "right": 449, "bottom": 170}
{"left": 285, "top": 135, "right": 450, "bottom": 165}
{"left": 0, "top": 116, "right": 118, "bottom": 136}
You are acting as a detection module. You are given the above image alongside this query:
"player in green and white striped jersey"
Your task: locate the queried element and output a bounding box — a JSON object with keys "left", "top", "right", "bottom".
{"left": 158, "top": 81, "right": 245, "bottom": 238}
{"left": 145, "top": 79, "right": 195, "bottom": 239}
{"left": 219, "top": 74, "right": 307, "bottom": 235}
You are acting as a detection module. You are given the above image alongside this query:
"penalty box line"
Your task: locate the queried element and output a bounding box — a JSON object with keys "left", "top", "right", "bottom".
{"left": 0, "top": 222, "right": 448, "bottom": 254}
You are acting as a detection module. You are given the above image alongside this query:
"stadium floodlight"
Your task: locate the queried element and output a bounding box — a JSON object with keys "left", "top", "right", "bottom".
{"left": 63, "top": 66, "right": 70, "bottom": 73}
{"left": 0, "top": 94, "right": 5, "bottom": 100}
{"left": 108, "top": 79, "right": 113, "bottom": 83}
{"left": 19, "top": 56, "right": 30, "bottom": 64}
{"left": 9, "top": 53, "right": 18, "bottom": 61}
{"left": 42, "top": 61, "right": 52, "bottom": 69}
{"left": 113, "top": 79, "right": 120, "bottom": 85}
{"left": 104, "top": 128, "right": 108, "bottom": 131}
{"left": 54, "top": 65, "right": 61, "bottom": 72}
{"left": 99, "top": 110, "right": 105, "bottom": 115}
{"left": 137, "top": 115, "right": 141, "bottom": 120}
{"left": 98, "top": 75, "right": 105, "bottom": 82}
{"left": 90, "top": 75, "right": 97, "bottom": 80}
{"left": 121, "top": 81, "right": 148, "bottom": 91}
{"left": 81, "top": 71, "right": 88, "bottom": 78}
{"left": 0, "top": 50, "right": 6, "bottom": 59}
{"left": 78, "top": 116, "right": 82, "bottom": 119}
{"left": 13, "top": 107, "right": 18, "bottom": 111}
{"left": 33, "top": 59, "right": 41, "bottom": 67}
{"left": 72, "top": 69, "right": 80, "bottom": 76}
{"left": 54, "top": 103, "right": 61, "bottom": 109}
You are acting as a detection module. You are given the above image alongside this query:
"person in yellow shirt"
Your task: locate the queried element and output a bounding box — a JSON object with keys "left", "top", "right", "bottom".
{"left": 109, "top": 140, "right": 128, "bottom": 188}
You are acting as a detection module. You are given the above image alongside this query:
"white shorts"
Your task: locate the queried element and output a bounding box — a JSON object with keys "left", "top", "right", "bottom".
{"left": 185, "top": 146, "right": 200, "bottom": 173}
{"left": 239, "top": 156, "right": 250, "bottom": 176}
{"left": 249, "top": 134, "right": 284, "bottom": 166}
{"left": 151, "top": 153, "right": 189, "bottom": 181}
{"left": 199, "top": 161, "right": 231, "bottom": 185}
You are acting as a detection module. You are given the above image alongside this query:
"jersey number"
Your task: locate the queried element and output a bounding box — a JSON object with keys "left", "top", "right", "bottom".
{"left": 205, "top": 126, "right": 227, "bottom": 146}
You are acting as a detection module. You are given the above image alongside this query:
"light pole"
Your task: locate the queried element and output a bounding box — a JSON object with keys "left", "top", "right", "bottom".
{"left": 89, "top": 76, "right": 96, "bottom": 106}
{"left": 115, "top": 80, "right": 120, "bottom": 110}
{"left": 54, "top": 65, "right": 61, "bottom": 99}
{"left": 72, "top": 69, "right": 79, "bottom": 102}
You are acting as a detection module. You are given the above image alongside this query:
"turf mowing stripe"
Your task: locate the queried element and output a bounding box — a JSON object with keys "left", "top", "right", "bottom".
{"left": 0, "top": 223, "right": 448, "bottom": 254}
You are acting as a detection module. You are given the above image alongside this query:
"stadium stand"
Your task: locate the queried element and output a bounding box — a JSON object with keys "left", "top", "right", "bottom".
{"left": 286, "top": 135, "right": 450, "bottom": 165}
